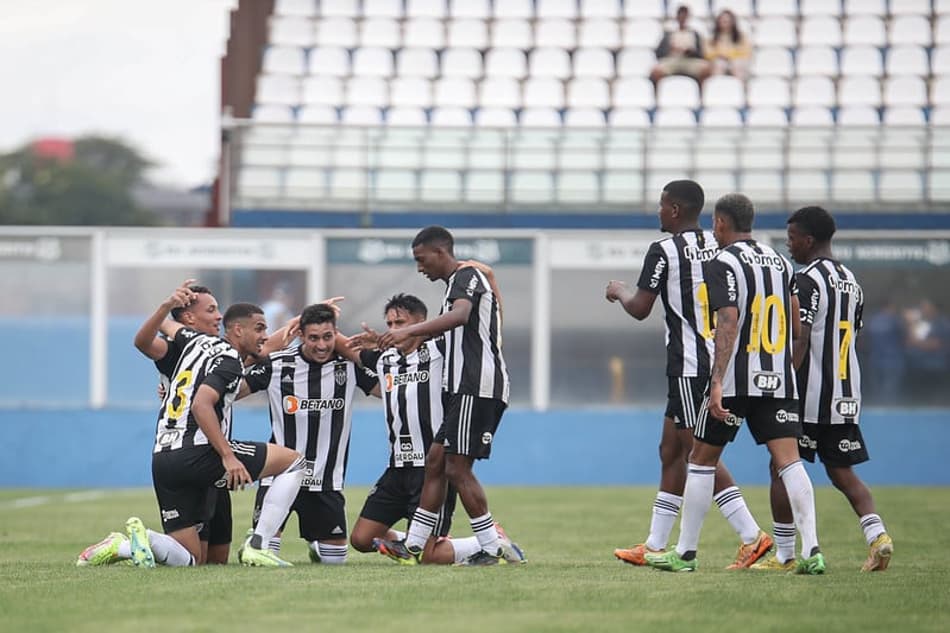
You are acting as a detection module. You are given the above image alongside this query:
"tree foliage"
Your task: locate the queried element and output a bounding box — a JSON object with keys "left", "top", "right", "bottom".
{"left": 0, "top": 135, "right": 160, "bottom": 226}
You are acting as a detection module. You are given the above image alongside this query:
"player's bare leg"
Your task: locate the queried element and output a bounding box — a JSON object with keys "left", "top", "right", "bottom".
{"left": 826, "top": 465, "right": 892, "bottom": 571}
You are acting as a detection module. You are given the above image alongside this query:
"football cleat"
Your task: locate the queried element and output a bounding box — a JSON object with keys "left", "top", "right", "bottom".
{"left": 373, "top": 538, "right": 422, "bottom": 565}
{"left": 457, "top": 548, "right": 507, "bottom": 566}
{"left": 726, "top": 531, "right": 774, "bottom": 569}
{"left": 645, "top": 550, "right": 697, "bottom": 572}
{"left": 125, "top": 517, "right": 156, "bottom": 569}
{"left": 749, "top": 554, "right": 797, "bottom": 571}
{"left": 861, "top": 533, "right": 893, "bottom": 572}
{"left": 614, "top": 543, "right": 664, "bottom": 566}
{"left": 76, "top": 532, "right": 126, "bottom": 567}
{"left": 494, "top": 523, "right": 527, "bottom": 564}
{"left": 795, "top": 552, "right": 826, "bottom": 575}
{"left": 238, "top": 535, "right": 293, "bottom": 567}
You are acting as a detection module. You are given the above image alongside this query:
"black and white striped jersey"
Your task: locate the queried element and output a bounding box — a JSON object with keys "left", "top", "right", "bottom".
{"left": 442, "top": 266, "right": 510, "bottom": 403}
{"left": 244, "top": 348, "right": 376, "bottom": 491}
{"left": 154, "top": 332, "right": 188, "bottom": 390}
{"left": 636, "top": 229, "right": 719, "bottom": 377}
{"left": 795, "top": 258, "right": 864, "bottom": 424}
{"left": 360, "top": 338, "right": 445, "bottom": 469}
{"left": 152, "top": 328, "right": 243, "bottom": 453}
{"left": 706, "top": 240, "right": 799, "bottom": 399}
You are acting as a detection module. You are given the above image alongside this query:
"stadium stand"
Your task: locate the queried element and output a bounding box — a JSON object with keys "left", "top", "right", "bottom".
{"left": 217, "top": 0, "right": 950, "bottom": 227}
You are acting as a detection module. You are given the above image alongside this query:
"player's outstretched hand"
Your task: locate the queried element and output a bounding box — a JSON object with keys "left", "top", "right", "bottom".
{"left": 347, "top": 322, "right": 381, "bottom": 350}
{"left": 605, "top": 280, "right": 628, "bottom": 303}
{"left": 320, "top": 296, "right": 345, "bottom": 319}
{"left": 166, "top": 278, "right": 197, "bottom": 310}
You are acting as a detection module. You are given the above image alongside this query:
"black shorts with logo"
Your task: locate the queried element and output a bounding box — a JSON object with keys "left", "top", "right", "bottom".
{"left": 694, "top": 396, "right": 802, "bottom": 447}
{"left": 254, "top": 487, "right": 347, "bottom": 542}
{"left": 358, "top": 466, "right": 455, "bottom": 537}
{"left": 665, "top": 376, "right": 709, "bottom": 429}
{"left": 437, "top": 393, "right": 506, "bottom": 460}
{"left": 198, "top": 487, "right": 232, "bottom": 546}
{"left": 152, "top": 440, "right": 267, "bottom": 534}
{"left": 798, "top": 423, "right": 870, "bottom": 467}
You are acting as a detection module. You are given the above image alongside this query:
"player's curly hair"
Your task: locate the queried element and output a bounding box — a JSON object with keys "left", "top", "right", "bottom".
{"left": 715, "top": 193, "right": 755, "bottom": 232}
{"left": 787, "top": 206, "right": 837, "bottom": 243}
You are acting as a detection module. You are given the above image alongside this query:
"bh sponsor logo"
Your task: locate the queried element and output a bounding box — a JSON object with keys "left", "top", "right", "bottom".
{"left": 835, "top": 399, "right": 860, "bottom": 417}
{"left": 754, "top": 372, "right": 782, "bottom": 391}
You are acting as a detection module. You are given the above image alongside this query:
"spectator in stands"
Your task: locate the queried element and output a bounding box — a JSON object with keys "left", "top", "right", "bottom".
{"left": 705, "top": 9, "right": 752, "bottom": 81}
{"left": 864, "top": 300, "right": 906, "bottom": 404}
{"left": 650, "top": 5, "right": 712, "bottom": 87}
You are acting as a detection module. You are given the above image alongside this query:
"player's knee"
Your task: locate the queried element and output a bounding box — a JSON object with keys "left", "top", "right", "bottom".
{"left": 444, "top": 456, "right": 472, "bottom": 484}
{"left": 349, "top": 532, "right": 374, "bottom": 552}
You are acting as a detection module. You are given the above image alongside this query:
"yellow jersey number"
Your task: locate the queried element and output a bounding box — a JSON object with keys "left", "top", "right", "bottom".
{"left": 166, "top": 369, "right": 194, "bottom": 420}
{"left": 745, "top": 294, "right": 787, "bottom": 354}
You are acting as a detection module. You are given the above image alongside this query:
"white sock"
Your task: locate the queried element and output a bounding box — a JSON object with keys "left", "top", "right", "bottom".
{"left": 450, "top": 536, "right": 483, "bottom": 563}
{"left": 773, "top": 522, "right": 797, "bottom": 564}
{"left": 471, "top": 513, "right": 500, "bottom": 553}
{"left": 405, "top": 508, "right": 439, "bottom": 550}
{"left": 255, "top": 457, "right": 305, "bottom": 543}
{"left": 778, "top": 461, "right": 820, "bottom": 558}
{"left": 268, "top": 537, "right": 282, "bottom": 553}
{"left": 860, "top": 513, "right": 887, "bottom": 545}
{"left": 312, "top": 542, "right": 348, "bottom": 564}
{"left": 675, "top": 464, "right": 716, "bottom": 558}
{"left": 117, "top": 541, "right": 132, "bottom": 559}
{"left": 147, "top": 529, "right": 194, "bottom": 566}
{"left": 391, "top": 529, "right": 406, "bottom": 541}
{"left": 714, "top": 486, "right": 761, "bottom": 543}
{"left": 646, "top": 491, "right": 682, "bottom": 551}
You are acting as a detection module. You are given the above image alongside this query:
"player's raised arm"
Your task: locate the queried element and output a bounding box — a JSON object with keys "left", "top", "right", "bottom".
{"left": 134, "top": 279, "right": 196, "bottom": 360}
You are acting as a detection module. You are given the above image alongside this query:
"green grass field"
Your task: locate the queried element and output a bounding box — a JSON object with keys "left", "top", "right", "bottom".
{"left": 1, "top": 486, "right": 948, "bottom": 633}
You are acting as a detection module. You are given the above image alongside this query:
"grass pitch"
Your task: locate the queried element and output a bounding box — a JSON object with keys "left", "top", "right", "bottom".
{"left": 1, "top": 486, "right": 948, "bottom": 633}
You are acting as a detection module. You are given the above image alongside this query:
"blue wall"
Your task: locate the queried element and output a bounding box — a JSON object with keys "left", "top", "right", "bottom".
{"left": 1, "top": 408, "right": 945, "bottom": 487}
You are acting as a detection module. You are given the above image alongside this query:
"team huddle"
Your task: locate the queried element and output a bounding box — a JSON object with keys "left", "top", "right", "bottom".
{"left": 76, "top": 226, "right": 524, "bottom": 568}
{"left": 76, "top": 186, "right": 893, "bottom": 574}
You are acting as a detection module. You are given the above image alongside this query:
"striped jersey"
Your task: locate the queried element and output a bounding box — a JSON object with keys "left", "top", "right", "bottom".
{"left": 795, "top": 258, "right": 864, "bottom": 424}
{"left": 360, "top": 338, "right": 444, "bottom": 468}
{"left": 442, "top": 265, "right": 510, "bottom": 403}
{"left": 152, "top": 328, "right": 243, "bottom": 453}
{"left": 154, "top": 332, "right": 189, "bottom": 390}
{"left": 705, "top": 240, "right": 798, "bottom": 399}
{"left": 244, "top": 348, "right": 376, "bottom": 491}
{"left": 636, "top": 229, "right": 719, "bottom": 377}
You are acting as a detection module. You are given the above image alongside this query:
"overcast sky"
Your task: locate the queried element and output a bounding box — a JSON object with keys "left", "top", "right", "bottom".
{"left": 0, "top": 0, "right": 237, "bottom": 188}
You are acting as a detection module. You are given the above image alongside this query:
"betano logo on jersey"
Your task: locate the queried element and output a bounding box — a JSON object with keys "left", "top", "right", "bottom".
{"left": 740, "top": 251, "right": 785, "bottom": 271}
{"left": 384, "top": 370, "right": 430, "bottom": 392}
{"left": 283, "top": 395, "right": 345, "bottom": 413}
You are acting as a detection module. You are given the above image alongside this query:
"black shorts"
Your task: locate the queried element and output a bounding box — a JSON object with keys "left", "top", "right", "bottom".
{"left": 152, "top": 440, "right": 267, "bottom": 534}
{"left": 254, "top": 487, "right": 347, "bottom": 542}
{"left": 358, "top": 466, "right": 456, "bottom": 537}
{"left": 799, "top": 423, "right": 870, "bottom": 467}
{"left": 198, "top": 487, "right": 232, "bottom": 546}
{"left": 664, "top": 376, "right": 708, "bottom": 429}
{"left": 694, "top": 396, "right": 801, "bottom": 447}
{"left": 437, "top": 394, "right": 506, "bottom": 459}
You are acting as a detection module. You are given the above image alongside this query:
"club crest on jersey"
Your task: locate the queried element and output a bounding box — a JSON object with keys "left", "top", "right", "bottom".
{"left": 334, "top": 364, "right": 347, "bottom": 386}
{"left": 835, "top": 399, "right": 860, "bottom": 417}
{"left": 418, "top": 344, "right": 430, "bottom": 363}
{"left": 753, "top": 372, "right": 782, "bottom": 391}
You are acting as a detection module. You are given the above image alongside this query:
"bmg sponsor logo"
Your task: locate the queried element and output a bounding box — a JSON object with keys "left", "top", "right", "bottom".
{"left": 754, "top": 372, "right": 782, "bottom": 391}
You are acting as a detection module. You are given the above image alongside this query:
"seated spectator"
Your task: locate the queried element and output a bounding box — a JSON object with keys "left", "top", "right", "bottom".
{"left": 705, "top": 9, "right": 752, "bottom": 80}
{"left": 650, "top": 5, "right": 711, "bottom": 86}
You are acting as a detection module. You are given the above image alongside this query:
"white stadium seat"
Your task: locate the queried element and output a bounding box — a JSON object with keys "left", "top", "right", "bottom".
{"left": 747, "top": 78, "right": 790, "bottom": 108}
{"left": 406, "top": 0, "right": 447, "bottom": 19}
{"left": 701, "top": 107, "right": 743, "bottom": 127}
{"left": 433, "top": 78, "right": 476, "bottom": 107}
{"left": 791, "top": 106, "right": 834, "bottom": 127}
{"left": 745, "top": 106, "right": 788, "bottom": 126}
{"left": 263, "top": 46, "right": 307, "bottom": 75}
{"left": 884, "top": 76, "right": 928, "bottom": 107}
{"left": 257, "top": 74, "right": 300, "bottom": 105}
{"left": 397, "top": 48, "right": 438, "bottom": 78}
{"left": 511, "top": 171, "right": 555, "bottom": 204}
{"left": 837, "top": 106, "right": 880, "bottom": 126}
{"left": 360, "top": 18, "right": 401, "bottom": 49}
{"left": 297, "top": 105, "right": 338, "bottom": 124}
{"left": 558, "top": 171, "right": 601, "bottom": 204}
{"left": 484, "top": 48, "right": 528, "bottom": 79}
{"left": 582, "top": 0, "right": 621, "bottom": 19}
{"left": 755, "top": 0, "right": 798, "bottom": 17}
{"left": 840, "top": 46, "right": 883, "bottom": 77}
{"left": 492, "top": 20, "right": 533, "bottom": 49}
{"left": 886, "top": 46, "right": 930, "bottom": 77}
{"left": 573, "top": 48, "right": 615, "bottom": 79}
{"left": 493, "top": 0, "right": 533, "bottom": 19}
{"left": 844, "top": 0, "right": 886, "bottom": 16}
{"left": 449, "top": 0, "right": 489, "bottom": 19}
{"left": 270, "top": 17, "right": 316, "bottom": 47}
{"left": 352, "top": 47, "right": 394, "bottom": 78}
{"left": 793, "top": 76, "right": 835, "bottom": 108}
{"left": 308, "top": 47, "right": 349, "bottom": 77}
{"left": 535, "top": 19, "right": 577, "bottom": 49}
{"left": 843, "top": 16, "right": 886, "bottom": 47}
{"left": 441, "top": 48, "right": 483, "bottom": 79}
{"left": 567, "top": 78, "right": 610, "bottom": 109}
{"left": 578, "top": 20, "right": 622, "bottom": 50}
{"left": 374, "top": 169, "right": 417, "bottom": 201}
{"left": 653, "top": 107, "right": 697, "bottom": 127}
{"left": 466, "top": 170, "right": 506, "bottom": 203}
{"left": 609, "top": 107, "right": 651, "bottom": 127}
{"left": 890, "top": 0, "right": 931, "bottom": 15}
{"left": 320, "top": 0, "right": 358, "bottom": 18}
{"left": 448, "top": 19, "right": 489, "bottom": 49}
{"left": 613, "top": 77, "right": 656, "bottom": 108}
{"left": 879, "top": 170, "right": 923, "bottom": 201}
{"left": 890, "top": 16, "right": 932, "bottom": 47}
{"left": 623, "top": 19, "right": 664, "bottom": 48}
{"left": 275, "top": 0, "right": 316, "bottom": 18}
{"left": 564, "top": 108, "right": 607, "bottom": 127}
{"left": 521, "top": 107, "right": 563, "bottom": 127}
{"left": 529, "top": 48, "right": 573, "bottom": 79}
{"left": 420, "top": 170, "right": 463, "bottom": 202}
{"left": 753, "top": 17, "right": 797, "bottom": 48}
{"left": 315, "top": 17, "right": 358, "bottom": 48}
{"left": 387, "top": 107, "right": 428, "bottom": 126}
{"left": 345, "top": 77, "right": 389, "bottom": 107}
{"left": 656, "top": 76, "right": 701, "bottom": 109}
{"left": 617, "top": 48, "right": 656, "bottom": 77}
{"left": 702, "top": 76, "right": 745, "bottom": 108}
{"left": 838, "top": 76, "right": 882, "bottom": 108}
{"left": 623, "top": 0, "right": 664, "bottom": 19}
{"left": 430, "top": 107, "right": 473, "bottom": 127}
{"left": 404, "top": 19, "right": 445, "bottom": 48}
{"left": 523, "top": 78, "right": 565, "bottom": 109}
{"left": 831, "top": 171, "right": 877, "bottom": 202}
{"left": 475, "top": 107, "right": 518, "bottom": 127}
{"left": 752, "top": 47, "right": 795, "bottom": 78}
{"left": 883, "top": 107, "right": 926, "bottom": 126}
{"left": 538, "top": 0, "right": 579, "bottom": 19}
{"left": 363, "top": 0, "right": 403, "bottom": 18}
{"left": 800, "top": 17, "right": 842, "bottom": 48}
{"left": 390, "top": 77, "right": 432, "bottom": 108}
{"left": 301, "top": 76, "right": 343, "bottom": 106}
{"left": 479, "top": 77, "right": 522, "bottom": 108}
{"left": 340, "top": 105, "right": 383, "bottom": 125}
